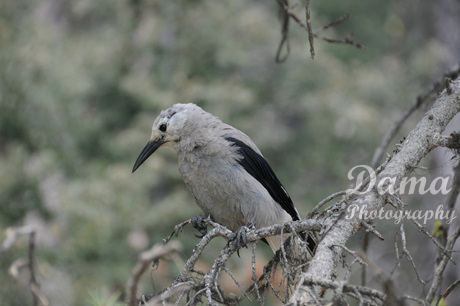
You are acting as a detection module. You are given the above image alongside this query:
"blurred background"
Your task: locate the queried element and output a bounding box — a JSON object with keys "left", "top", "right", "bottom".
{"left": 1, "top": 0, "right": 459, "bottom": 305}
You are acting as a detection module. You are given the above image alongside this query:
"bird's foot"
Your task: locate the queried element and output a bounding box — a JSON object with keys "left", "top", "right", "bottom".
{"left": 191, "top": 215, "right": 209, "bottom": 238}
{"left": 230, "top": 223, "right": 255, "bottom": 257}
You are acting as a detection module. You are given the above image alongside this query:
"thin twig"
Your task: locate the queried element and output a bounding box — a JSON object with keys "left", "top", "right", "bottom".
{"left": 426, "top": 226, "right": 460, "bottom": 304}
{"left": 319, "top": 35, "right": 364, "bottom": 49}
{"left": 156, "top": 218, "right": 321, "bottom": 305}
{"left": 332, "top": 244, "right": 367, "bottom": 268}
{"left": 390, "top": 231, "right": 401, "bottom": 276}
{"left": 3, "top": 226, "right": 50, "bottom": 306}
{"left": 399, "top": 224, "right": 426, "bottom": 285}
{"left": 275, "top": 0, "right": 362, "bottom": 62}
{"left": 163, "top": 219, "right": 192, "bottom": 244}
{"left": 411, "top": 219, "right": 455, "bottom": 265}
{"left": 442, "top": 278, "right": 460, "bottom": 300}
{"left": 1, "top": 225, "right": 35, "bottom": 253}
{"left": 222, "top": 267, "right": 252, "bottom": 302}
{"left": 362, "top": 221, "right": 384, "bottom": 241}
{"left": 358, "top": 251, "right": 402, "bottom": 305}
{"left": 401, "top": 295, "right": 427, "bottom": 305}
{"left": 371, "top": 62, "right": 460, "bottom": 167}
{"left": 361, "top": 225, "right": 370, "bottom": 286}
{"left": 301, "top": 276, "right": 386, "bottom": 302}
{"left": 275, "top": 0, "right": 290, "bottom": 63}
{"left": 28, "top": 231, "right": 38, "bottom": 306}
{"left": 306, "top": 190, "right": 347, "bottom": 219}
{"left": 313, "top": 14, "right": 349, "bottom": 33}
{"left": 251, "top": 242, "right": 263, "bottom": 304}
{"left": 305, "top": 0, "right": 314, "bottom": 59}
{"left": 127, "top": 242, "right": 182, "bottom": 306}
{"left": 443, "top": 160, "right": 460, "bottom": 237}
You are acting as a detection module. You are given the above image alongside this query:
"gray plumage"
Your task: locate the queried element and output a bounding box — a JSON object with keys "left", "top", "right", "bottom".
{"left": 132, "top": 103, "right": 300, "bottom": 252}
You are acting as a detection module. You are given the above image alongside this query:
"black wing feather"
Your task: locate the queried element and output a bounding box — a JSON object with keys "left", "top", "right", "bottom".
{"left": 226, "top": 137, "right": 317, "bottom": 252}
{"left": 225, "top": 137, "right": 300, "bottom": 221}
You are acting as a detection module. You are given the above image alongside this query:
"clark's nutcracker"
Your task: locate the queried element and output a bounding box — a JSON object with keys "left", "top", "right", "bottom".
{"left": 132, "top": 103, "right": 315, "bottom": 252}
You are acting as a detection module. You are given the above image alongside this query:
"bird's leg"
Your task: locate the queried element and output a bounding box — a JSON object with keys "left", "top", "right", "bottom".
{"left": 191, "top": 214, "right": 209, "bottom": 238}
{"left": 230, "top": 223, "right": 255, "bottom": 257}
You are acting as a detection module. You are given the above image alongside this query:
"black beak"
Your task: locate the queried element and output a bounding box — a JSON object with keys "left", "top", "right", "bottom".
{"left": 132, "top": 139, "right": 165, "bottom": 173}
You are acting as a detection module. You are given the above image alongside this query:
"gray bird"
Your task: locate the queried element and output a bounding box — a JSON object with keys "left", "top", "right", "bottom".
{"left": 132, "top": 103, "right": 314, "bottom": 252}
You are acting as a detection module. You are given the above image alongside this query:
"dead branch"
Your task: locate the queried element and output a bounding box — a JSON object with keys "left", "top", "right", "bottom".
{"left": 410, "top": 219, "right": 455, "bottom": 264}
{"left": 291, "top": 79, "right": 460, "bottom": 304}
{"left": 306, "top": 190, "right": 347, "bottom": 219}
{"left": 28, "top": 231, "right": 39, "bottom": 306}
{"left": 423, "top": 158, "right": 460, "bottom": 305}
{"left": 292, "top": 276, "right": 386, "bottom": 304}
{"left": 305, "top": 0, "right": 314, "bottom": 59}
{"left": 2, "top": 226, "right": 50, "bottom": 306}
{"left": 127, "top": 241, "right": 182, "bottom": 306}
{"left": 362, "top": 221, "right": 384, "bottom": 241}
{"left": 136, "top": 79, "right": 460, "bottom": 306}
{"left": 358, "top": 251, "right": 408, "bottom": 305}
{"left": 399, "top": 224, "right": 426, "bottom": 285}
{"left": 275, "top": 0, "right": 362, "bottom": 62}
{"left": 140, "top": 218, "right": 321, "bottom": 305}
{"left": 442, "top": 278, "right": 460, "bottom": 300}
{"left": 275, "top": 0, "right": 290, "bottom": 63}
{"left": 426, "top": 226, "right": 460, "bottom": 305}
{"left": 314, "top": 14, "right": 350, "bottom": 33}
{"left": 371, "top": 62, "right": 460, "bottom": 168}
{"left": 435, "top": 131, "right": 460, "bottom": 153}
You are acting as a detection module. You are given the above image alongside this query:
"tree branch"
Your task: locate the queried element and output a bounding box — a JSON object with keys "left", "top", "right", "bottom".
{"left": 127, "top": 241, "right": 182, "bottom": 306}
{"left": 141, "top": 218, "right": 321, "bottom": 305}
{"left": 291, "top": 79, "right": 460, "bottom": 304}
{"left": 425, "top": 226, "right": 460, "bottom": 305}
{"left": 371, "top": 62, "right": 460, "bottom": 168}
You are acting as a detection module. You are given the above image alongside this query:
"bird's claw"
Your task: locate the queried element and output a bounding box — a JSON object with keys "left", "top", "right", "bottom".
{"left": 191, "top": 215, "right": 208, "bottom": 238}
{"left": 230, "top": 223, "right": 255, "bottom": 257}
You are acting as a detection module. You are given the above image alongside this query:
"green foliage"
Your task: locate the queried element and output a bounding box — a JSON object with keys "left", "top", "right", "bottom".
{"left": 433, "top": 221, "right": 445, "bottom": 238}
{"left": 0, "top": 146, "right": 49, "bottom": 225}
{"left": 87, "top": 289, "right": 124, "bottom": 306}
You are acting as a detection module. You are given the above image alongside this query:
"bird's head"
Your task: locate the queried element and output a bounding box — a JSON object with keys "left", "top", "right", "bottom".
{"left": 132, "top": 103, "right": 212, "bottom": 173}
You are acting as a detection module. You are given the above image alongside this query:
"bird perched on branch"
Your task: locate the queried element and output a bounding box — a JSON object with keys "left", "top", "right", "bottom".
{"left": 132, "top": 103, "right": 315, "bottom": 253}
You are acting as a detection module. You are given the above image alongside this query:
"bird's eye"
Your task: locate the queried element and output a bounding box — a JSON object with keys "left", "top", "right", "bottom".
{"left": 159, "top": 123, "right": 167, "bottom": 132}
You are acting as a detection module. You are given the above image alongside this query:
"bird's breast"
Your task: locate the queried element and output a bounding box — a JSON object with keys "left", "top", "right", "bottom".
{"left": 177, "top": 152, "right": 290, "bottom": 231}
